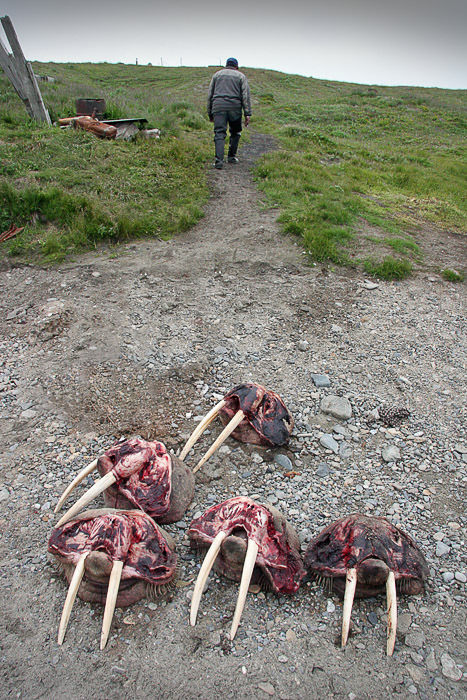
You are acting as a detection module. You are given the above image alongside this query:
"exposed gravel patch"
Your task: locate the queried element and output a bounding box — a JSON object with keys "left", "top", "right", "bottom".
{"left": 0, "top": 133, "right": 465, "bottom": 699}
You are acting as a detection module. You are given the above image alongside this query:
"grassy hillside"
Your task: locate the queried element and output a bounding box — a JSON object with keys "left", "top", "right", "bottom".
{"left": 0, "top": 62, "right": 465, "bottom": 276}
{"left": 251, "top": 71, "right": 466, "bottom": 278}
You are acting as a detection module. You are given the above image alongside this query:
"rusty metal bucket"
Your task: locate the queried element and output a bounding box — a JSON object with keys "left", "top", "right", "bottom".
{"left": 75, "top": 98, "right": 106, "bottom": 119}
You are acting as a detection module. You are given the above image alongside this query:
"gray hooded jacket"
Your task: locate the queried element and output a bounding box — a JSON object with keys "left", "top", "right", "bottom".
{"left": 207, "top": 67, "right": 252, "bottom": 118}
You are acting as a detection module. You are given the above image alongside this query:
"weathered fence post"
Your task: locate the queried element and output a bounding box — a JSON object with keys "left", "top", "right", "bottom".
{"left": 0, "top": 15, "right": 51, "bottom": 124}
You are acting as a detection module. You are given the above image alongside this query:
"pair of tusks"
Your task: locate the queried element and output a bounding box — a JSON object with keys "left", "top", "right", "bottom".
{"left": 341, "top": 568, "right": 397, "bottom": 656}
{"left": 190, "top": 531, "right": 259, "bottom": 640}
{"left": 180, "top": 400, "right": 245, "bottom": 474}
{"left": 54, "top": 461, "right": 117, "bottom": 527}
{"left": 58, "top": 551, "right": 123, "bottom": 650}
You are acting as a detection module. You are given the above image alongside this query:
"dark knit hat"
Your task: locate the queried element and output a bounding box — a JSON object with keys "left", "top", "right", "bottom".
{"left": 226, "top": 57, "right": 238, "bottom": 68}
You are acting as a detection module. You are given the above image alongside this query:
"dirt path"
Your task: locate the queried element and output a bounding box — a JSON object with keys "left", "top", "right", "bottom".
{"left": 0, "top": 134, "right": 465, "bottom": 699}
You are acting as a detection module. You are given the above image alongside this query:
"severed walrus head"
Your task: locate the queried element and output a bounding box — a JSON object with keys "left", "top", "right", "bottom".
{"left": 48, "top": 508, "right": 177, "bottom": 649}
{"left": 304, "top": 513, "right": 429, "bottom": 655}
{"left": 180, "top": 382, "right": 294, "bottom": 473}
{"left": 187, "top": 496, "right": 305, "bottom": 639}
{"left": 54, "top": 438, "right": 194, "bottom": 527}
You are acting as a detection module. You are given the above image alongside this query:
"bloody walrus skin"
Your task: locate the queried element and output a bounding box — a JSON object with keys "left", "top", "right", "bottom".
{"left": 48, "top": 508, "right": 177, "bottom": 607}
{"left": 96, "top": 438, "right": 194, "bottom": 524}
{"left": 304, "top": 514, "right": 429, "bottom": 598}
{"left": 188, "top": 496, "right": 305, "bottom": 594}
{"left": 218, "top": 383, "right": 294, "bottom": 447}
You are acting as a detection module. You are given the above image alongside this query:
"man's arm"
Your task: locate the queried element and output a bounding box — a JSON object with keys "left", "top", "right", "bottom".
{"left": 241, "top": 75, "right": 252, "bottom": 122}
{"left": 207, "top": 76, "right": 216, "bottom": 120}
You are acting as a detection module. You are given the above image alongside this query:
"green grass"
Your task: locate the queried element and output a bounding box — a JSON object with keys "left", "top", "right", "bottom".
{"left": 0, "top": 63, "right": 212, "bottom": 261}
{"left": 0, "top": 62, "right": 466, "bottom": 272}
{"left": 441, "top": 268, "right": 464, "bottom": 282}
{"left": 252, "top": 73, "right": 466, "bottom": 278}
{"left": 363, "top": 256, "right": 413, "bottom": 280}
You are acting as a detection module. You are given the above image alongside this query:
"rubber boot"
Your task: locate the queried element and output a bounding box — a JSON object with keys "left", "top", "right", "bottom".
{"left": 228, "top": 133, "right": 241, "bottom": 162}
{"left": 214, "top": 138, "right": 225, "bottom": 168}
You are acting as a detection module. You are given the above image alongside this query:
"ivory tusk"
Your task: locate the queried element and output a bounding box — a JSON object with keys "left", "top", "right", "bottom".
{"left": 190, "top": 531, "right": 227, "bottom": 626}
{"left": 341, "top": 567, "right": 357, "bottom": 648}
{"left": 386, "top": 570, "right": 397, "bottom": 656}
{"left": 57, "top": 551, "right": 89, "bottom": 645}
{"left": 100, "top": 560, "right": 124, "bottom": 650}
{"left": 229, "top": 538, "right": 259, "bottom": 641}
{"left": 180, "top": 400, "right": 226, "bottom": 461}
{"left": 54, "top": 459, "right": 99, "bottom": 513}
{"left": 193, "top": 409, "right": 245, "bottom": 474}
{"left": 55, "top": 471, "right": 117, "bottom": 527}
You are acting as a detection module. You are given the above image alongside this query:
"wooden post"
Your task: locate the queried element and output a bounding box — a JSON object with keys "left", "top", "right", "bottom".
{"left": 0, "top": 15, "right": 51, "bottom": 124}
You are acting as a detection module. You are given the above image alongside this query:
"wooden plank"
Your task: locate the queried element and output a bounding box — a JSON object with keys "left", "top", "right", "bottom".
{"left": 0, "top": 37, "right": 25, "bottom": 96}
{"left": 0, "top": 16, "right": 51, "bottom": 124}
{"left": 25, "top": 60, "right": 51, "bottom": 124}
{"left": 1, "top": 16, "right": 26, "bottom": 62}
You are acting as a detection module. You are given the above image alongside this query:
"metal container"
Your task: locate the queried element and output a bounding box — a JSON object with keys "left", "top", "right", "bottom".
{"left": 75, "top": 98, "right": 106, "bottom": 119}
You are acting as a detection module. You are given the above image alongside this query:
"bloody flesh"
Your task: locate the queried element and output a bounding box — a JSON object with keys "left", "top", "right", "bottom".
{"left": 188, "top": 496, "right": 305, "bottom": 594}
{"left": 218, "top": 383, "right": 293, "bottom": 447}
{"left": 48, "top": 508, "right": 177, "bottom": 606}
{"left": 304, "top": 514, "right": 429, "bottom": 598}
{"left": 95, "top": 438, "right": 194, "bottom": 524}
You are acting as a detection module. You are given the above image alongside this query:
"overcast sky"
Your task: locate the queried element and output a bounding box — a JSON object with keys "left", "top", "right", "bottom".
{"left": 1, "top": 0, "right": 466, "bottom": 89}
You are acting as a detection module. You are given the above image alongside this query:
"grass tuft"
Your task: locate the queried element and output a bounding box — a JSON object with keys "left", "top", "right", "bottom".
{"left": 441, "top": 268, "right": 464, "bottom": 282}
{"left": 363, "top": 256, "right": 413, "bottom": 280}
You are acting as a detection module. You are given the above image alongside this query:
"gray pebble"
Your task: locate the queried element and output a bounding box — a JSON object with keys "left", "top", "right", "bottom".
{"left": 405, "top": 631, "right": 425, "bottom": 649}
{"left": 320, "top": 395, "right": 352, "bottom": 420}
{"left": 274, "top": 454, "right": 293, "bottom": 470}
{"left": 339, "top": 442, "right": 352, "bottom": 458}
{"left": 110, "top": 666, "right": 127, "bottom": 676}
{"left": 319, "top": 434, "right": 339, "bottom": 453}
{"left": 436, "top": 542, "right": 451, "bottom": 557}
{"left": 440, "top": 653, "right": 463, "bottom": 681}
{"left": 310, "top": 374, "right": 331, "bottom": 387}
{"left": 21, "top": 409, "right": 38, "bottom": 419}
{"left": 382, "top": 445, "right": 401, "bottom": 462}
{"left": 316, "top": 463, "right": 331, "bottom": 477}
{"left": 426, "top": 650, "right": 438, "bottom": 672}
{"left": 397, "top": 612, "right": 412, "bottom": 635}
{"left": 367, "top": 611, "right": 378, "bottom": 626}
{"left": 257, "top": 682, "right": 275, "bottom": 696}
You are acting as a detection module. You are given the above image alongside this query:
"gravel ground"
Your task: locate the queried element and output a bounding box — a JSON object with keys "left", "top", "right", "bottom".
{"left": 0, "top": 134, "right": 465, "bottom": 699}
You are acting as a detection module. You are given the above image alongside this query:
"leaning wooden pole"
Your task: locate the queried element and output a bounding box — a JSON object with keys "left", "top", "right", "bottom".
{"left": 0, "top": 15, "right": 51, "bottom": 124}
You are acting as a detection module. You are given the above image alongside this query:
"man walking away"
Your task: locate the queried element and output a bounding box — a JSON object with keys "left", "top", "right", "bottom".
{"left": 207, "top": 58, "right": 252, "bottom": 170}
